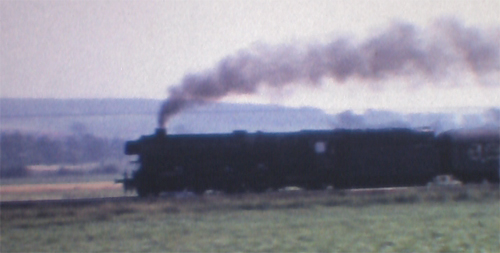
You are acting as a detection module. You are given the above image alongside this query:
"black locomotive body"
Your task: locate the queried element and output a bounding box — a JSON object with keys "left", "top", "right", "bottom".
{"left": 119, "top": 127, "right": 498, "bottom": 197}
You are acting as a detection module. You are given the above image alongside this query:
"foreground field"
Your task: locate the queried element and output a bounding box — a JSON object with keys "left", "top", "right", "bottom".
{"left": 1, "top": 186, "right": 499, "bottom": 252}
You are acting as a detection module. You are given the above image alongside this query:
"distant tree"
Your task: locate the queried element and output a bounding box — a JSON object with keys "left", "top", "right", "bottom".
{"left": 485, "top": 108, "right": 500, "bottom": 126}
{"left": 63, "top": 135, "right": 83, "bottom": 164}
{"left": 1, "top": 131, "right": 126, "bottom": 177}
{"left": 34, "top": 135, "right": 63, "bottom": 164}
{"left": 1, "top": 132, "right": 29, "bottom": 168}
{"left": 0, "top": 165, "right": 29, "bottom": 178}
{"left": 334, "top": 110, "right": 366, "bottom": 129}
{"left": 80, "top": 134, "right": 106, "bottom": 162}
{"left": 70, "top": 121, "right": 88, "bottom": 136}
{"left": 1, "top": 132, "right": 31, "bottom": 177}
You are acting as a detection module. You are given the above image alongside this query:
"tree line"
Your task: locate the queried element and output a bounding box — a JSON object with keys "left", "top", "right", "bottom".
{"left": 0, "top": 131, "right": 125, "bottom": 177}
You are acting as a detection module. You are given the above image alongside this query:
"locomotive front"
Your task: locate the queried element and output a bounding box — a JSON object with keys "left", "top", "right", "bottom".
{"left": 117, "top": 128, "right": 171, "bottom": 196}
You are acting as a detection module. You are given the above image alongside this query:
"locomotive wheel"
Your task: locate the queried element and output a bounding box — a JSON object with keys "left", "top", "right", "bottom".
{"left": 136, "top": 182, "right": 160, "bottom": 197}
{"left": 151, "top": 187, "right": 160, "bottom": 197}
{"left": 223, "top": 182, "right": 247, "bottom": 194}
{"left": 136, "top": 184, "right": 150, "bottom": 197}
{"left": 249, "top": 183, "right": 267, "bottom": 193}
{"left": 305, "top": 182, "right": 326, "bottom": 191}
{"left": 192, "top": 186, "right": 206, "bottom": 195}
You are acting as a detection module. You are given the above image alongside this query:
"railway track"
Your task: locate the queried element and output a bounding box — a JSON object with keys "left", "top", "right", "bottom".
{"left": 0, "top": 196, "right": 138, "bottom": 209}
{"left": 2, "top": 184, "right": 495, "bottom": 209}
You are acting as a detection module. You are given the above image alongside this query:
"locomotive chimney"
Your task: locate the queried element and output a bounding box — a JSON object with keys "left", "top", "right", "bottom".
{"left": 156, "top": 128, "right": 167, "bottom": 137}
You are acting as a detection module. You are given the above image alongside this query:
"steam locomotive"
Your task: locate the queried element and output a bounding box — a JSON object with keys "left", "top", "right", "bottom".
{"left": 119, "top": 127, "right": 499, "bottom": 197}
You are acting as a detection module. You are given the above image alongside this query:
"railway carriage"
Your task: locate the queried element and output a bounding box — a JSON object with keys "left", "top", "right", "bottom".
{"left": 437, "top": 128, "right": 499, "bottom": 184}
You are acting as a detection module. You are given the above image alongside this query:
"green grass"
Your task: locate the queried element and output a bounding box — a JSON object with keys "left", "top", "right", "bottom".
{"left": 1, "top": 187, "right": 499, "bottom": 252}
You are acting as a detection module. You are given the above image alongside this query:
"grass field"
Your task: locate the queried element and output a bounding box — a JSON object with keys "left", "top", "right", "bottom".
{"left": 1, "top": 186, "right": 499, "bottom": 252}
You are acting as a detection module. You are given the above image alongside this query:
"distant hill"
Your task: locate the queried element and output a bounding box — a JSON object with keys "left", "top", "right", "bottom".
{"left": 0, "top": 99, "right": 334, "bottom": 139}
{"left": 0, "top": 98, "right": 159, "bottom": 117}
{"left": 1, "top": 98, "right": 498, "bottom": 140}
{"left": 1, "top": 98, "right": 161, "bottom": 139}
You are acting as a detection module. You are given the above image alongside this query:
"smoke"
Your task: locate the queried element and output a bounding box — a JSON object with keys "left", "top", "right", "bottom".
{"left": 159, "top": 18, "right": 500, "bottom": 127}
{"left": 329, "top": 107, "right": 500, "bottom": 133}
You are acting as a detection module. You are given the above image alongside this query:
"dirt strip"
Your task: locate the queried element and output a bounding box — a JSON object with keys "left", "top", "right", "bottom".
{"left": 0, "top": 182, "right": 121, "bottom": 193}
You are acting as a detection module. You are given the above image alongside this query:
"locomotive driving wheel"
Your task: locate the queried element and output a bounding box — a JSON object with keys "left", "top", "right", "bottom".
{"left": 136, "top": 184, "right": 150, "bottom": 197}
{"left": 136, "top": 183, "right": 160, "bottom": 197}
{"left": 135, "top": 172, "right": 160, "bottom": 197}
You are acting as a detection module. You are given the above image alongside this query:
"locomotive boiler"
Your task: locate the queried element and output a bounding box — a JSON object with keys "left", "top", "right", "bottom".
{"left": 116, "top": 127, "right": 500, "bottom": 197}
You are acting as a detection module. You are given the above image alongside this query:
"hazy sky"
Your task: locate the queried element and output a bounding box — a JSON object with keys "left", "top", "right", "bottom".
{"left": 1, "top": 0, "right": 499, "bottom": 113}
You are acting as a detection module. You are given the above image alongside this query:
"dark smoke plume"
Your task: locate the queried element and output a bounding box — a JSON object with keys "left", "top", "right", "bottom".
{"left": 159, "top": 18, "right": 500, "bottom": 127}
